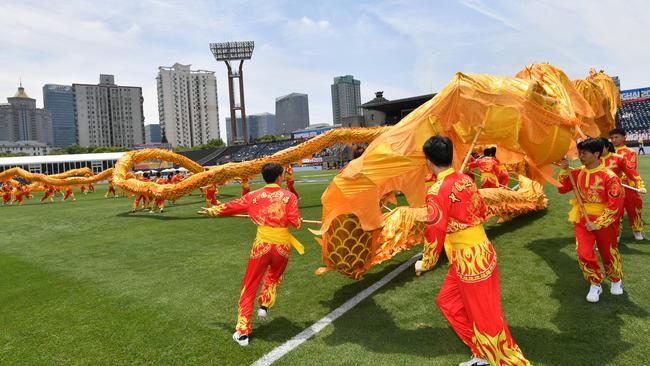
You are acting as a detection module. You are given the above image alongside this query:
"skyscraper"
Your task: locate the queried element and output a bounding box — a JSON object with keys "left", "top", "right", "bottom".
{"left": 331, "top": 75, "right": 362, "bottom": 125}
{"left": 145, "top": 124, "right": 161, "bottom": 144}
{"left": 43, "top": 84, "right": 76, "bottom": 147}
{"left": 157, "top": 63, "right": 220, "bottom": 147}
{"left": 0, "top": 85, "right": 53, "bottom": 145}
{"left": 73, "top": 75, "right": 145, "bottom": 147}
{"left": 249, "top": 113, "right": 276, "bottom": 139}
{"left": 275, "top": 93, "right": 309, "bottom": 135}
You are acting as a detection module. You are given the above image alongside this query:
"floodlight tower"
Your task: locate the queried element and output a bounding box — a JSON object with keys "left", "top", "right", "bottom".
{"left": 210, "top": 41, "right": 254, "bottom": 144}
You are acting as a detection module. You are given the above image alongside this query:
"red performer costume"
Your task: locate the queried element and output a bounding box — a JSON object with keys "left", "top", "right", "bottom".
{"left": 241, "top": 178, "right": 251, "bottom": 197}
{"left": 203, "top": 164, "right": 302, "bottom": 346}
{"left": 153, "top": 176, "right": 168, "bottom": 212}
{"left": 105, "top": 177, "right": 117, "bottom": 198}
{"left": 13, "top": 185, "right": 25, "bottom": 205}
{"left": 610, "top": 128, "right": 646, "bottom": 239}
{"left": 62, "top": 186, "right": 76, "bottom": 201}
{"left": 417, "top": 136, "right": 529, "bottom": 366}
{"left": 2, "top": 183, "right": 12, "bottom": 204}
{"left": 467, "top": 154, "right": 501, "bottom": 188}
{"left": 88, "top": 182, "right": 95, "bottom": 192}
{"left": 204, "top": 184, "right": 220, "bottom": 207}
{"left": 602, "top": 149, "right": 645, "bottom": 235}
{"left": 132, "top": 175, "right": 152, "bottom": 211}
{"left": 284, "top": 165, "right": 299, "bottom": 198}
{"left": 418, "top": 168, "right": 529, "bottom": 364}
{"left": 40, "top": 185, "right": 55, "bottom": 204}
{"left": 498, "top": 163, "right": 509, "bottom": 188}
{"left": 558, "top": 138, "right": 625, "bottom": 303}
{"left": 79, "top": 184, "right": 88, "bottom": 195}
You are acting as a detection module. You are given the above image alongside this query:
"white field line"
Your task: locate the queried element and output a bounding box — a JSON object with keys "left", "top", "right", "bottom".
{"left": 250, "top": 254, "right": 420, "bottom": 366}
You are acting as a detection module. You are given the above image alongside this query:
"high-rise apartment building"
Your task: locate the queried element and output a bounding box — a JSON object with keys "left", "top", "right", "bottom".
{"left": 43, "top": 84, "right": 76, "bottom": 147}
{"left": 275, "top": 93, "right": 309, "bottom": 135}
{"left": 145, "top": 124, "right": 161, "bottom": 144}
{"left": 157, "top": 63, "right": 220, "bottom": 147}
{"left": 331, "top": 75, "right": 362, "bottom": 125}
{"left": 0, "top": 85, "right": 53, "bottom": 145}
{"left": 73, "top": 74, "right": 145, "bottom": 147}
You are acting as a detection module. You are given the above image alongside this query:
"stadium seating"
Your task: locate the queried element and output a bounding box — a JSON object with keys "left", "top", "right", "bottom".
{"left": 617, "top": 100, "right": 650, "bottom": 133}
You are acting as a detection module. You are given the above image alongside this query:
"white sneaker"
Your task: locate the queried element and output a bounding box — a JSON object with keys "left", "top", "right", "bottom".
{"left": 633, "top": 232, "right": 644, "bottom": 240}
{"left": 610, "top": 280, "right": 624, "bottom": 295}
{"left": 257, "top": 308, "right": 268, "bottom": 322}
{"left": 232, "top": 331, "right": 249, "bottom": 346}
{"left": 586, "top": 284, "right": 603, "bottom": 303}
{"left": 617, "top": 235, "right": 621, "bottom": 243}
{"left": 459, "top": 357, "right": 489, "bottom": 366}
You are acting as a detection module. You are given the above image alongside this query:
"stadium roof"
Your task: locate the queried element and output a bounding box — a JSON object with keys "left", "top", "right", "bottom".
{"left": 0, "top": 152, "right": 125, "bottom": 166}
{"left": 360, "top": 93, "right": 436, "bottom": 113}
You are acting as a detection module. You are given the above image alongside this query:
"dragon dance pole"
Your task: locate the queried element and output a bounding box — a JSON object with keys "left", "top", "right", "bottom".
{"left": 459, "top": 125, "right": 484, "bottom": 173}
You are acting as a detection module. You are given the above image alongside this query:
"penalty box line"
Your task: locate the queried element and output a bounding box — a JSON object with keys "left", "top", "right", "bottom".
{"left": 251, "top": 254, "right": 421, "bottom": 366}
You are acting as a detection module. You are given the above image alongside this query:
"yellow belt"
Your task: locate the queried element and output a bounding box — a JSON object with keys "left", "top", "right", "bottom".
{"left": 568, "top": 200, "right": 606, "bottom": 223}
{"left": 446, "top": 225, "right": 488, "bottom": 250}
{"left": 256, "top": 226, "right": 305, "bottom": 254}
{"left": 481, "top": 172, "right": 498, "bottom": 181}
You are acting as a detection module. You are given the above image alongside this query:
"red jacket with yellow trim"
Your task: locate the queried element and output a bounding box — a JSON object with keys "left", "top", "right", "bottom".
{"left": 468, "top": 157, "right": 501, "bottom": 179}
{"left": 612, "top": 146, "right": 645, "bottom": 188}
{"left": 558, "top": 164, "right": 624, "bottom": 228}
{"left": 421, "top": 169, "right": 486, "bottom": 270}
{"left": 602, "top": 152, "right": 644, "bottom": 189}
{"left": 207, "top": 183, "right": 301, "bottom": 228}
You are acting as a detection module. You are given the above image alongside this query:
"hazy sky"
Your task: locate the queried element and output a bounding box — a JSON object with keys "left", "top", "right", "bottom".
{"left": 1, "top": 0, "right": 649, "bottom": 141}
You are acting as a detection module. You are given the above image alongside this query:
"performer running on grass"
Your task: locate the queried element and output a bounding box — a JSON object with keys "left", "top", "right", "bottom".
{"left": 415, "top": 135, "right": 530, "bottom": 366}
{"left": 2, "top": 182, "right": 12, "bottom": 205}
{"left": 609, "top": 128, "right": 646, "bottom": 240}
{"left": 40, "top": 185, "right": 55, "bottom": 204}
{"left": 152, "top": 172, "right": 167, "bottom": 213}
{"left": 105, "top": 177, "right": 117, "bottom": 198}
{"left": 467, "top": 146, "right": 501, "bottom": 188}
{"left": 13, "top": 183, "right": 25, "bottom": 205}
{"left": 204, "top": 183, "right": 220, "bottom": 207}
{"left": 557, "top": 138, "right": 624, "bottom": 303}
{"left": 132, "top": 173, "right": 152, "bottom": 212}
{"left": 200, "top": 163, "right": 303, "bottom": 347}
{"left": 62, "top": 186, "right": 76, "bottom": 201}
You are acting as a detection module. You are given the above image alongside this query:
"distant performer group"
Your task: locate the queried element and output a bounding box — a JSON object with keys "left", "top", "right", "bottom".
{"left": 1, "top": 127, "right": 645, "bottom": 366}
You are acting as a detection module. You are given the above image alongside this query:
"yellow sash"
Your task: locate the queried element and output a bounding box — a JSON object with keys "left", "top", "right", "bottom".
{"left": 446, "top": 225, "right": 488, "bottom": 250}
{"left": 567, "top": 200, "right": 606, "bottom": 223}
{"left": 256, "top": 226, "right": 305, "bottom": 254}
{"left": 481, "top": 172, "right": 498, "bottom": 182}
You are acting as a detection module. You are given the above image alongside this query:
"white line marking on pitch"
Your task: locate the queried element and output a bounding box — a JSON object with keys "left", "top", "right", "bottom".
{"left": 251, "top": 254, "right": 420, "bottom": 366}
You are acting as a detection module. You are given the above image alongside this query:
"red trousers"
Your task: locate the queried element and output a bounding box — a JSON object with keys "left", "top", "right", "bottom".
{"left": 236, "top": 240, "right": 290, "bottom": 336}
{"left": 133, "top": 195, "right": 149, "bottom": 209}
{"left": 14, "top": 194, "right": 23, "bottom": 204}
{"left": 155, "top": 198, "right": 164, "bottom": 209}
{"left": 107, "top": 186, "right": 116, "bottom": 196}
{"left": 622, "top": 189, "right": 643, "bottom": 232}
{"left": 575, "top": 223, "right": 623, "bottom": 285}
{"left": 436, "top": 240, "right": 529, "bottom": 365}
{"left": 286, "top": 180, "right": 299, "bottom": 198}
{"left": 63, "top": 190, "right": 74, "bottom": 201}
{"left": 2, "top": 193, "right": 10, "bottom": 203}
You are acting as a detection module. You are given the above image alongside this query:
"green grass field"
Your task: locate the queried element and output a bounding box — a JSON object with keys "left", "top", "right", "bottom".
{"left": 1, "top": 165, "right": 650, "bottom": 365}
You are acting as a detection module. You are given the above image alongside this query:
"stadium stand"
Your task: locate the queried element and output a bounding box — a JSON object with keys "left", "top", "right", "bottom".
{"left": 617, "top": 98, "right": 650, "bottom": 144}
